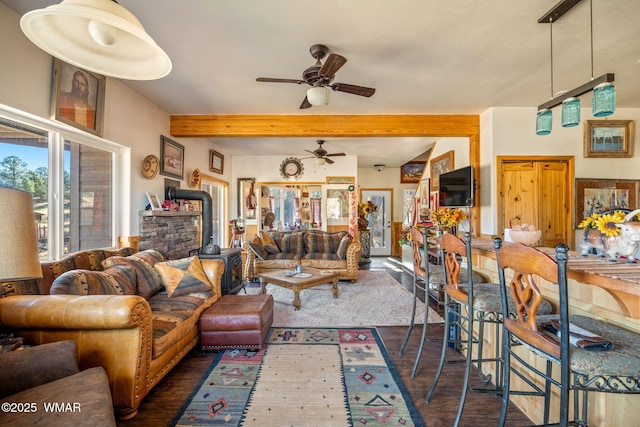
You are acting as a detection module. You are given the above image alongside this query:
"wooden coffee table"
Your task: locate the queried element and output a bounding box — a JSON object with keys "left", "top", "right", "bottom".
{"left": 258, "top": 267, "right": 339, "bottom": 310}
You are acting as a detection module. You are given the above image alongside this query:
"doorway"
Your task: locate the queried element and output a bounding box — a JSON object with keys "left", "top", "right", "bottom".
{"left": 497, "top": 156, "right": 574, "bottom": 248}
{"left": 361, "top": 189, "right": 393, "bottom": 256}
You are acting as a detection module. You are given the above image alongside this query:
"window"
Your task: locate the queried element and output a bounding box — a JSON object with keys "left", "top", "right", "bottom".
{"left": 0, "top": 107, "right": 126, "bottom": 260}
{"left": 201, "top": 179, "right": 227, "bottom": 246}
{"left": 269, "top": 187, "right": 300, "bottom": 230}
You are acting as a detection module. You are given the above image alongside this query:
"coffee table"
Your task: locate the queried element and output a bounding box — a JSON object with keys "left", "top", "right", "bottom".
{"left": 258, "top": 267, "right": 339, "bottom": 310}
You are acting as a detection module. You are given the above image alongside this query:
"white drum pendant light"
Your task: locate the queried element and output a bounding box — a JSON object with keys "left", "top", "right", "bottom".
{"left": 307, "top": 86, "right": 331, "bottom": 106}
{"left": 20, "top": 0, "right": 172, "bottom": 80}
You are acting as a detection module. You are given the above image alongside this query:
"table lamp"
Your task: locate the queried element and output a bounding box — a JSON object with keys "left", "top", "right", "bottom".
{"left": 0, "top": 188, "right": 43, "bottom": 280}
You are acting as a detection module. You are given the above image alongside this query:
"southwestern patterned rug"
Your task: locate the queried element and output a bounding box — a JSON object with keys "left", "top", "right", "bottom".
{"left": 171, "top": 328, "right": 423, "bottom": 426}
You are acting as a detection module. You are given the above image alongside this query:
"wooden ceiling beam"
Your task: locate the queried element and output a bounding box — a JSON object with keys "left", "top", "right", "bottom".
{"left": 169, "top": 114, "right": 479, "bottom": 138}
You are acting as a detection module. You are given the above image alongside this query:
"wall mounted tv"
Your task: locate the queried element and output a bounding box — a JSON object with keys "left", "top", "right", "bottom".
{"left": 438, "top": 165, "right": 474, "bottom": 207}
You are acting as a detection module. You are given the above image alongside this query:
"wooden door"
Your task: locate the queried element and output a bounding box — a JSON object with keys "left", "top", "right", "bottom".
{"left": 498, "top": 157, "right": 573, "bottom": 248}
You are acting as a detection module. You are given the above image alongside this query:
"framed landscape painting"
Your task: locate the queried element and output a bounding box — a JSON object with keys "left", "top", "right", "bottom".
{"left": 400, "top": 162, "right": 426, "bottom": 184}
{"left": 584, "top": 120, "right": 634, "bottom": 158}
{"left": 160, "top": 136, "right": 184, "bottom": 179}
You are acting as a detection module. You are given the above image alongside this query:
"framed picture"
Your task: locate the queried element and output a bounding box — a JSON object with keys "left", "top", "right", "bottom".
{"left": 400, "top": 161, "right": 426, "bottom": 184}
{"left": 326, "top": 176, "right": 355, "bottom": 184}
{"left": 584, "top": 120, "right": 634, "bottom": 158}
{"left": 146, "top": 192, "right": 163, "bottom": 211}
{"left": 237, "top": 178, "right": 257, "bottom": 222}
{"left": 51, "top": 58, "right": 105, "bottom": 136}
{"left": 419, "top": 178, "right": 430, "bottom": 220}
{"left": 430, "top": 191, "right": 439, "bottom": 212}
{"left": 430, "top": 150, "right": 455, "bottom": 191}
{"left": 160, "top": 136, "right": 184, "bottom": 179}
{"left": 209, "top": 150, "right": 224, "bottom": 174}
{"left": 575, "top": 178, "right": 640, "bottom": 227}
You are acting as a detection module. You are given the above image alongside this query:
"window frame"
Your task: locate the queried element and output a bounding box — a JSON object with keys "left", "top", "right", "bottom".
{"left": 0, "top": 104, "right": 130, "bottom": 260}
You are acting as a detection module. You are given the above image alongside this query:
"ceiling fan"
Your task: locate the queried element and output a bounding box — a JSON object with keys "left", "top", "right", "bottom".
{"left": 301, "top": 140, "right": 345, "bottom": 164}
{"left": 256, "top": 44, "right": 376, "bottom": 109}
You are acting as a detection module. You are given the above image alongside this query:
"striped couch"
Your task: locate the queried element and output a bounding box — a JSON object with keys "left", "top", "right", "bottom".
{"left": 242, "top": 230, "right": 362, "bottom": 282}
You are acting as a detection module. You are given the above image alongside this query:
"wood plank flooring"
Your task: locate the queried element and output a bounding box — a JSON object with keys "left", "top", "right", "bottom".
{"left": 117, "top": 257, "right": 532, "bottom": 427}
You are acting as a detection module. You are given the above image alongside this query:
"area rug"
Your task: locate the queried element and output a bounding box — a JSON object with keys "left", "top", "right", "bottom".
{"left": 171, "top": 327, "right": 423, "bottom": 426}
{"left": 249, "top": 270, "right": 443, "bottom": 327}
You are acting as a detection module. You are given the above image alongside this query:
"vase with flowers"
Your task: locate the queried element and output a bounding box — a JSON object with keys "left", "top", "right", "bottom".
{"left": 358, "top": 200, "right": 378, "bottom": 230}
{"left": 578, "top": 210, "right": 630, "bottom": 259}
{"left": 432, "top": 207, "right": 467, "bottom": 234}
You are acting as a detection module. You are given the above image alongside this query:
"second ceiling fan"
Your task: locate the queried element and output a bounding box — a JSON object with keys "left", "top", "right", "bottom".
{"left": 256, "top": 44, "right": 376, "bottom": 109}
{"left": 301, "top": 140, "right": 345, "bottom": 164}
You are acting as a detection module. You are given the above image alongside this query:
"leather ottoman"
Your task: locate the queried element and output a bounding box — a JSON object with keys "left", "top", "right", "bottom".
{"left": 199, "top": 294, "right": 274, "bottom": 351}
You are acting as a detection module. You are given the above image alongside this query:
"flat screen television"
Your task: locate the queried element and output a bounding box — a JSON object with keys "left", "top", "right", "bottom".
{"left": 438, "top": 165, "right": 474, "bottom": 207}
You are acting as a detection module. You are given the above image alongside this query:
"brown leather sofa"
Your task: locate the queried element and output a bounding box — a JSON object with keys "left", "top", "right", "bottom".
{"left": 0, "top": 248, "right": 224, "bottom": 420}
{"left": 243, "top": 230, "right": 361, "bottom": 282}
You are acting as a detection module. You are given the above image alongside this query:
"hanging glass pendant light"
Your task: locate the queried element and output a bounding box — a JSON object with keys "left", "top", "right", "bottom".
{"left": 592, "top": 82, "right": 616, "bottom": 117}
{"left": 536, "top": 109, "right": 552, "bottom": 135}
{"left": 561, "top": 97, "right": 580, "bottom": 127}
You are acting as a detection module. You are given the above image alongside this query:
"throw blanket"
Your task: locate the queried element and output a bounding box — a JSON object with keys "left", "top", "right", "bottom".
{"left": 542, "top": 319, "right": 614, "bottom": 351}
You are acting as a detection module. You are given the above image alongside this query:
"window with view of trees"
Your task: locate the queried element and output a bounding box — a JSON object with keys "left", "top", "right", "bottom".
{"left": 0, "top": 114, "right": 118, "bottom": 260}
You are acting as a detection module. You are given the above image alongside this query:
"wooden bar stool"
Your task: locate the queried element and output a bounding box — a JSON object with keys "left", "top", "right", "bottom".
{"left": 399, "top": 227, "right": 434, "bottom": 377}
{"left": 494, "top": 240, "right": 640, "bottom": 426}
{"left": 426, "top": 232, "right": 551, "bottom": 427}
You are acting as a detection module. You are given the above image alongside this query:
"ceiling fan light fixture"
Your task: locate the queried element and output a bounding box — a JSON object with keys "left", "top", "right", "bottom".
{"left": 306, "top": 86, "right": 330, "bottom": 106}
{"left": 20, "top": 0, "right": 172, "bottom": 80}
{"left": 315, "top": 157, "right": 326, "bottom": 165}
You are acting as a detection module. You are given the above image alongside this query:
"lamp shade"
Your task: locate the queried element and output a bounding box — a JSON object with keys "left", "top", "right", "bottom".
{"left": 0, "top": 188, "right": 42, "bottom": 280}
{"left": 592, "top": 82, "right": 616, "bottom": 117}
{"left": 561, "top": 97, "right": 580, "bottom": 127}
{"left": 306, "top": 86, "right": 330, "bottom": 106}
{"left": 20, "top": 0, "right": 172, "bottom": 80}
{"left": 536, "top": 109, "right": 552, "bottom": 135}
{"left": 315, "top": 157, "right": 326, "bottom": 165}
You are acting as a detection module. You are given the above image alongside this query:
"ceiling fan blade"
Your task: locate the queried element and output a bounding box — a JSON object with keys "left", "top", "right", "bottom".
{"left": 325, "top": 153, "right": 346, "bottom": 157}
{"left": 319, "top": 53, "right": 347, "bottom": 79}
{"left": 300, "top": 96, "right": 312, "bottom": 109}
{"left": 325, "top": 158, "right": 335, "bottom": 165}
{"left": 256, "top": 77, "right": 305, "bottom": 84}
{"left": 331, "top": 83, "right": 376, "bottom": 97}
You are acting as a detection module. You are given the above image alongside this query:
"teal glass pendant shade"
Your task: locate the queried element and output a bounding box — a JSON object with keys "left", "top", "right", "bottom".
{"left": 561, "top": 97, "right": 580, "bottom": 127}
{"left": 592, "top": 82, "right": 616, "bottom": 117}
{"left": 536, "top": 109, "right": 552, "bottom": 135}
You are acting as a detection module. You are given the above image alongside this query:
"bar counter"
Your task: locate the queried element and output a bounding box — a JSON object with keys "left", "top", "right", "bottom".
{"left": 468, "top": 238, "right": 640, "bottom": 426}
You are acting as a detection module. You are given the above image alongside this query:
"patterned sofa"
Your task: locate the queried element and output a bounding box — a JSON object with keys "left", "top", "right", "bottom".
{"left": 0, "top": 248, "right": 224, "bottom": 420}
{"left": 243, "top": 230, "right": 361, "bottom": 282}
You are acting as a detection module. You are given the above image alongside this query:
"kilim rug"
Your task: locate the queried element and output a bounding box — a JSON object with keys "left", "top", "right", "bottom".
{"left": 171, "top": 327, "right": 423, "bottom": 426}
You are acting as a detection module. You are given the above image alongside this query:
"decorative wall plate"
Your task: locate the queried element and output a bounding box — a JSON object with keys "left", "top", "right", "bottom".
{"left": 280, "top": 157, "right": 304, "bottom": 180}
{"left": 141, "top": 154, "right": 159, "bottom": 179}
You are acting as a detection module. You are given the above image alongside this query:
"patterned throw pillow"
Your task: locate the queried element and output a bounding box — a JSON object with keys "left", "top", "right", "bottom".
{"left": 50, "top": 265, "right": 137, "bottom": 295}
{"left": 336, "top": 234, "right": 353, "bottom": 259}
{"left": 102, "top": 251, "right": 164, "bottom": 299}
{"left": 153, "top": 257, "right": 212, "bottom": 298}
{"left": 246, "top": 242, "right": 268, "bottom": 260}
{"left": 259, "top": 231, "right": 280, "bottom": 254}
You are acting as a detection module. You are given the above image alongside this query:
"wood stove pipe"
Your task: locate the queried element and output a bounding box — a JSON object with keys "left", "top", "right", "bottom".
{"left": 167, "top": 187, "right": 212, "bottom": 249}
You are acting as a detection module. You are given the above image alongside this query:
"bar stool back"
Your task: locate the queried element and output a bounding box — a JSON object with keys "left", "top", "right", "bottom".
{"left": 494, "top": 240, "right": 640, "bottom": 426}
{"left": 425, "top": 232, "right": 507, "bottom": 426}
{"left": 400, "top": 227, "right": 432, "bottom": 377}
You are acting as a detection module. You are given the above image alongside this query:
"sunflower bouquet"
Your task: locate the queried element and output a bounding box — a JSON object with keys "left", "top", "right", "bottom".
{"left": 358, "top": 200, "right": 378, "bottom": 216}
{"left": 432, "top": 208, "right": 467, "bottom": 229}
{"left": 578, "top": 211, "right": 627, "bottom": 237}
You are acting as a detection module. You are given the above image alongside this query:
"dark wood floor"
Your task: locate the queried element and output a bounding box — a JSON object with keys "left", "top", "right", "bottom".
{"left": 117, "top": 257, "right": 532, "bottom": 427}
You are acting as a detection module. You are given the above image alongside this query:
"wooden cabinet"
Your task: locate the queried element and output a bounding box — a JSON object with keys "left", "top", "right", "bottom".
{"left": 498, "top": 157, "right": 572, "bottom": 248}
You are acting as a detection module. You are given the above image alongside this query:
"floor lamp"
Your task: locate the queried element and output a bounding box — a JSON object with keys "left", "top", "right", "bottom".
{"left": 0, "top": 188, "right": 42, "bottom": 282}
